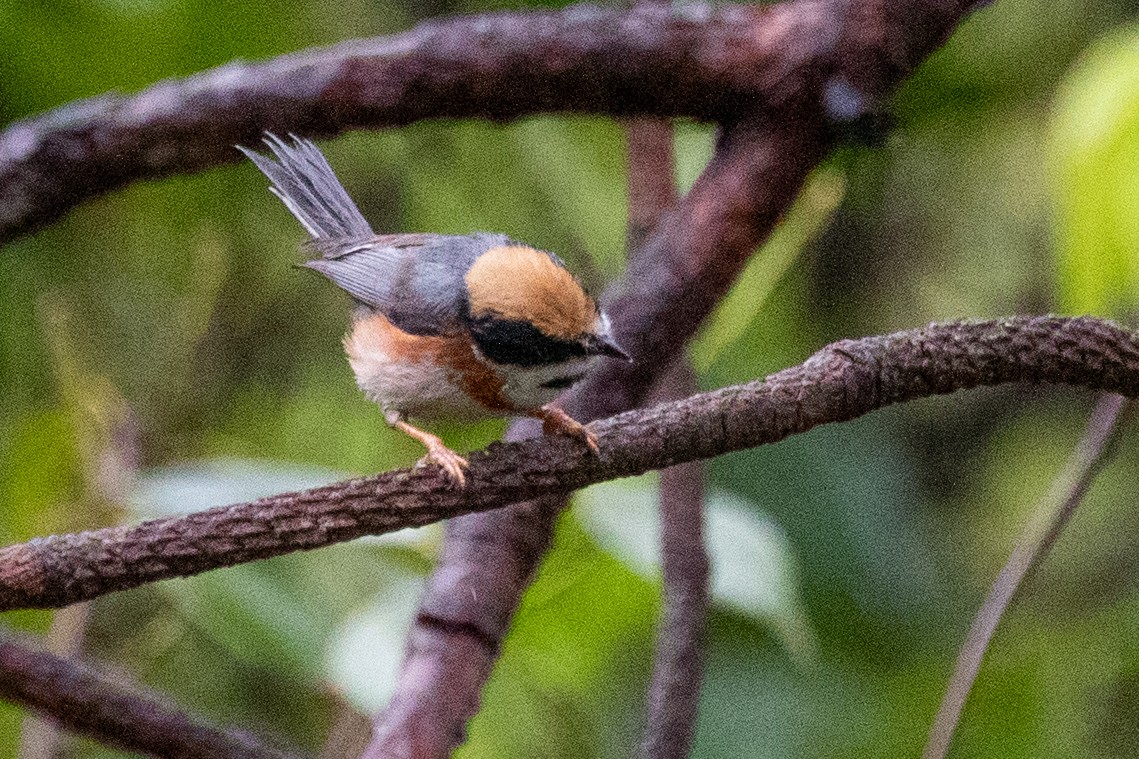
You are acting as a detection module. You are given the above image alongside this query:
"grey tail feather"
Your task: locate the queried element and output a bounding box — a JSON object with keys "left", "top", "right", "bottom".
{"left": 237, "top": 132, "right": 374, "bottom": 242}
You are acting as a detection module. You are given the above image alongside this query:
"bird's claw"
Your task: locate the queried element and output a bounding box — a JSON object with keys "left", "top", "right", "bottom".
{"left": 539, "top": 406, "right": 600, "bottom": 455}
{"left": 417, "top": 442, "right": 470, "bottom": 489}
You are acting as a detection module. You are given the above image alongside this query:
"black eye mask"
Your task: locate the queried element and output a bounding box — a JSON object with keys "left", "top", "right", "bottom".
{"left": 467, "top": 314, "right": 587, "bottom": 368}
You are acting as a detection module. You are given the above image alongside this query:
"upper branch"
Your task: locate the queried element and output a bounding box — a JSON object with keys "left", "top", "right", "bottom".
{"left": 0, "top": 0, "right": 991, "bottom": 245}
{"left": 0, "top": 1, "right": 830, "bottom": 245}
{"left": 1, "top": 315, "right": 1136, "bottom": 613}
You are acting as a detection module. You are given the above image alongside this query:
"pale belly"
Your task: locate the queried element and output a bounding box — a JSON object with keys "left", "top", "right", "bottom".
{"left": 344, "top": 312, "right": 596, "bottom": 423}
{"left": 345, "top": 340, "right": 488, "bottom": 423}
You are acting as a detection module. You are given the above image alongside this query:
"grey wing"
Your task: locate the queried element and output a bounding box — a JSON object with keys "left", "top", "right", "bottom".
{"left": 305, "top": 233, "right": 506, "bottom": 335}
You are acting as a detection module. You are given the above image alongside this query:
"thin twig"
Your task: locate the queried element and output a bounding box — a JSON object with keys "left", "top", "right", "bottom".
{"left": 922, "top": 393, "right": 1132, "bottom": 759}
{"left": 3, "top": 316, "right": 1139, "bottom": 615}
{"left": 0, "top": 627, "right": 305, "bottom": 759}
{"left": 624, "top": 70, "right": 710, "bottom": 759}
{"left": 640, "top": 360, "right": 709, "bottom": 759}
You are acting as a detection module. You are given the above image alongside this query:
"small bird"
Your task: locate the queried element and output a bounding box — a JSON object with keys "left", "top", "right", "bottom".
{"left": 239, "top": 133, "right": 629, "bottom": 487}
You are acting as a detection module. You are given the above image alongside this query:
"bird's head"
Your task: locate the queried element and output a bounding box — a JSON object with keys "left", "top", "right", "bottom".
{"left": 463, "top": 244, "right": 629, "bottom": 368}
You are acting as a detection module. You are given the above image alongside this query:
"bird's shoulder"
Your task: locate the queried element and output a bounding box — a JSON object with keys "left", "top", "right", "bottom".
{"left": 307, "top": 232, "right": 514, "bottom": 336}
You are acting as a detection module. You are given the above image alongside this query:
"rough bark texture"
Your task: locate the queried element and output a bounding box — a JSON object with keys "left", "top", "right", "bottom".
{"left": 1, "top": 317, "right": 1136, "bottom": 615}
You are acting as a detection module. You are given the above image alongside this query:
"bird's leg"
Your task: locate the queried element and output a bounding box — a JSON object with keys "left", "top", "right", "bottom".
{"left": 532, "top": 405, "right": 600, "bottom": 455}
{"left": 392, "top": 418, "right": 469, "bottom": 488}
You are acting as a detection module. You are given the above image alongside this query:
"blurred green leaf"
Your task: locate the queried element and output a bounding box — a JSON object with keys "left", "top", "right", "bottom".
{"left": 574, "top": 475, "right": 815, "bottom": 660}
{"left": 692, "top": 168, "right": 846, "bottom": 374}
{"left": 674, "top": 122, "right": 715, "bottom": 195}
{"left": 168, "top": 560, "right": 331, "bottom": 679}
{"left": 129, "top": 458, "right": 349, "bottom": 517}
{"left": 324, "top": 572, "right": 425, "bottom": 712}
{"left": 1051, "top": 23, "right": 1139, "bottom": 316}
{"left": 0, "top": 409, "right": 82, "bottom": 543}
{"left": 129, "top": 456, "right": 440, "bottom": 548}
{"left": 127, "top": 458, "right": 437, "bottom": 684}
{"left": 0, "top": 702, "right": 20, "bottom": 759}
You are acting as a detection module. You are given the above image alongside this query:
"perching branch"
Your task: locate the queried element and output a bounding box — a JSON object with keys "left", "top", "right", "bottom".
{"left": 2, "top": 316, "right": 1138, "bottom": 615}
{"left": 0, "top": 627, "right": 303, "bottom": 759}
{"left": 922, "top": 393, "right": 1132, "bottom": 759}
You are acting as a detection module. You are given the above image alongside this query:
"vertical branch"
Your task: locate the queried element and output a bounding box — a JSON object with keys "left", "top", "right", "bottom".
{"left": 626, "top": 116, "right": 677, "bottom": 251}
{"left": 923, "top": 394, "right": 1132, "bottom": 759}
{"left": 640, "top": 360, "right": 709, "bottom": 759}
{"left": 626, "top": 78, "right": 711, "bottom": 759}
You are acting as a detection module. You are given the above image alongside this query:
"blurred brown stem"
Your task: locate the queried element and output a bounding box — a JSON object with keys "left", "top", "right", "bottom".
{"left": 626, "top": 73, "right": 710, "bottom": 759}
{"left": 641, "top": 360, "right": 709, "bottom": 759}
{"left": 0, "top": 626, "right": 304, "bottom": 759}
{"left": 626, "top": 116, "right": 677, "bottom": 252}
{"left": 923, "top": 393, "right": 1132, "bottom": 759}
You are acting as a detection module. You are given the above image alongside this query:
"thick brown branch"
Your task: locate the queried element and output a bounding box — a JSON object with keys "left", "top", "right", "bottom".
{"left": 1, "top": 316, "right": 1137, "bottom": 614}
{"left": 1, "top": 0, "right": 837, "bottom": 245}
{"left": 0, "top": 627, "right": 303, "bottom": 759}
{"left": 922, "top": 393, "right": 1131, "bottom": 759}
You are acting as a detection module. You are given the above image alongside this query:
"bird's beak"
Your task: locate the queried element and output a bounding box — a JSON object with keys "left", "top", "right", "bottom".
{"left": 586, "top": 334, "right": 632, "bottom": 362}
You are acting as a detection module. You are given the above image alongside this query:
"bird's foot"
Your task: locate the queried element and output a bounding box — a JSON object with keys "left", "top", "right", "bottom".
{"left": 395, "top": 419, "right": 470, "bottom": 488}
{"left": 415, "top": 441, "right": 470, "bottom": 489}
{"left": 537, "top": 405, "right": 600, "bottom": 455}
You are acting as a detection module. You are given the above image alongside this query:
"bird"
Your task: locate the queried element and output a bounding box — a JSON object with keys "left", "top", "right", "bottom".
{"left": 239, "top": 133, "right": 629, "bottom": 488}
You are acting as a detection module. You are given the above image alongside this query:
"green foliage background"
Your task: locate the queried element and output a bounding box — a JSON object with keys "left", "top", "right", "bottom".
{"left": 4, "top": 0, "right": 1139, "bottom": 756}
